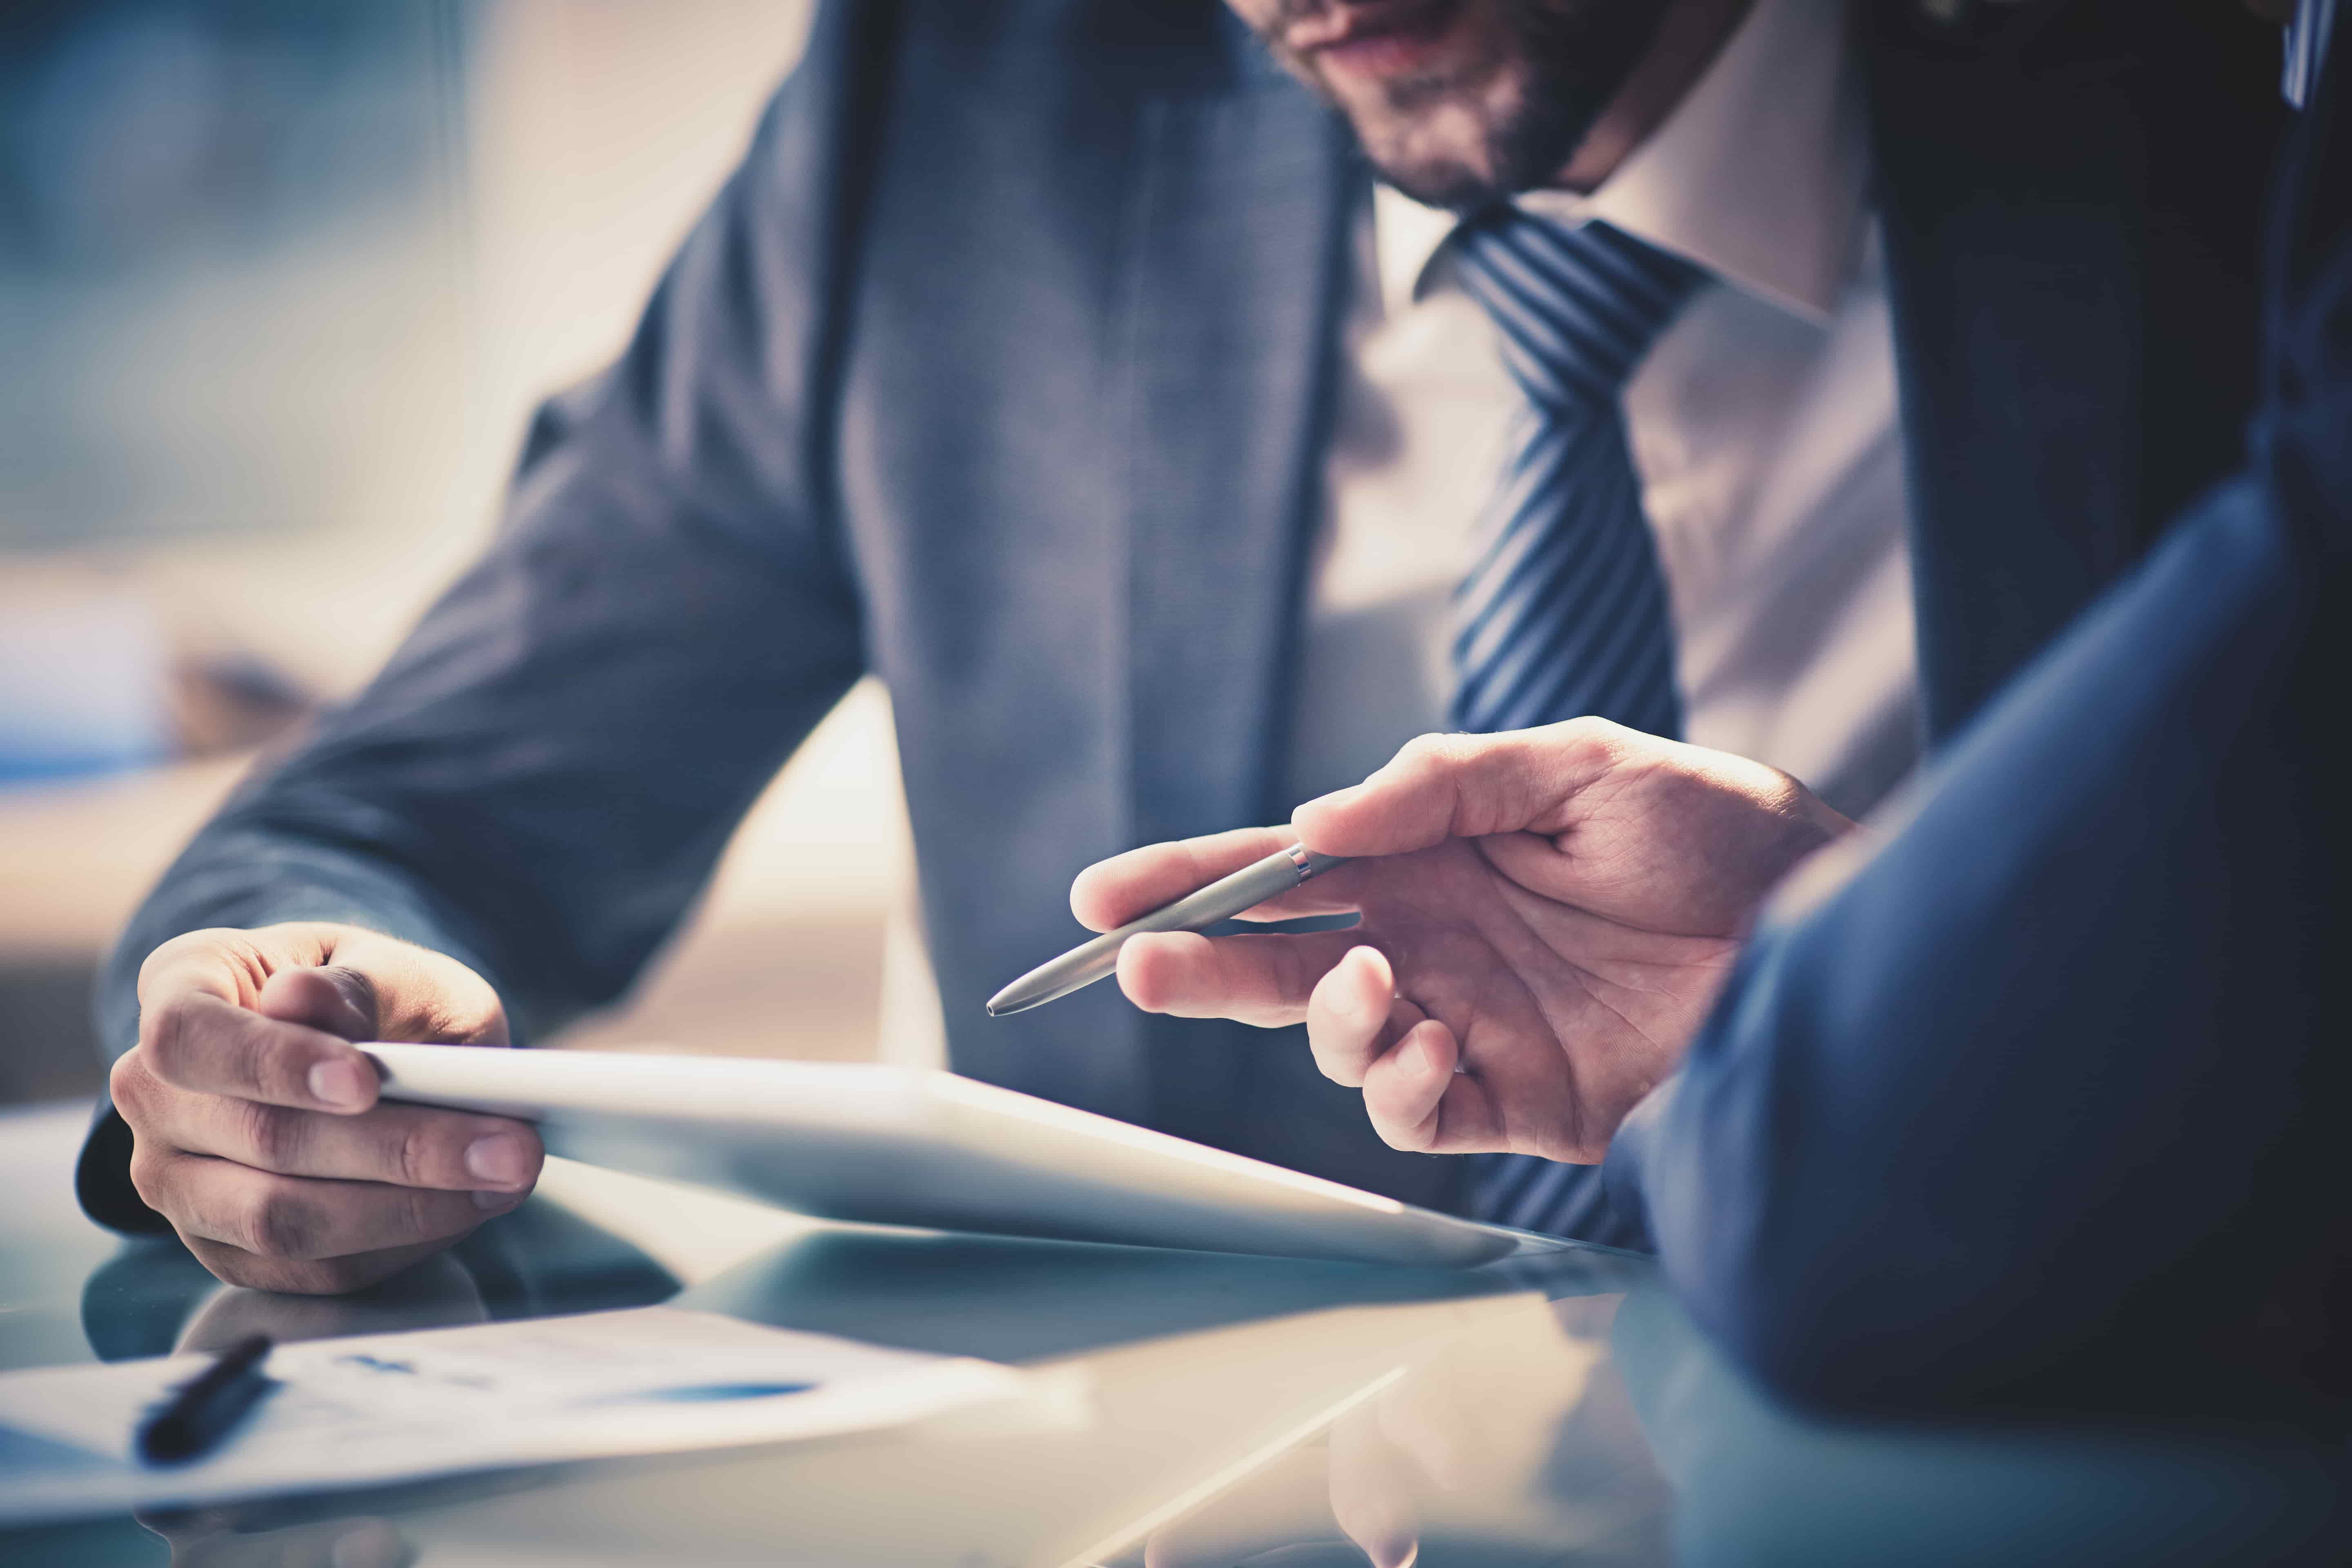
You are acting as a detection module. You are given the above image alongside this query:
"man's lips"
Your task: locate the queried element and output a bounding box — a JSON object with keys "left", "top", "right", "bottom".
{"left": 1285, "top": 0, "right": 1462, "bottom": 73}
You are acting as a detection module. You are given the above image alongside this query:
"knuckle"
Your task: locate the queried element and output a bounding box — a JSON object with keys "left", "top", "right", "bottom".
{"left": 108, "top": 1051, "right": 154, "bottom": 1120}
{"left": 239, "top": 1100, "right": 302, "bottom": 1170}
{"left": 391, "top": 1120, "right": 438, "bottom": 1189}
{"left": 1395, "top": 732, "right": 1455, "bottom": 773}
{"left": 135, "top": 930, "right": 209, "bottom": 991}
{"left": 225, "top": 1023, "right": 287, "bottom": 1101}
{"left": 1559, "top": 713, "right": 1630, "bottom": 764}
{"left": 127, "top": 1146, "right": 172, "bottom": 1211}
{"left": 133, "top": 942, "right": 173, "bottom": 992}
{"left": 139, "top": 996, "right": 201, "bottom": 1080}
{"left": 244, "top": 1189, "right": 318, "bottom": 1261}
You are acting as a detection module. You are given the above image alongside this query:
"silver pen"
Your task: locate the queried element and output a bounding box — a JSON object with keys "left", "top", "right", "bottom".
{"left": 986, "top": 845, "right": 1351, "bottom": 1016}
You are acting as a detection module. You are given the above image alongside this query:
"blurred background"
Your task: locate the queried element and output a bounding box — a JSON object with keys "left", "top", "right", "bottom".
{"left": 0, "top": 0, "right": 933, "bottom": 1105}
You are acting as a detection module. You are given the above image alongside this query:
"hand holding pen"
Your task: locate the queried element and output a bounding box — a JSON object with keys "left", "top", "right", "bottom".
{"left": 1037, "top": 722, "right": 1853, "bottom": 1161}
{"left": 987, "top": 844, "right": 1350, "bottom": 1015}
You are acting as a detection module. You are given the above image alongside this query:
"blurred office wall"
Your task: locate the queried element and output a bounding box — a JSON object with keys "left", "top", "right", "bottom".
{"left": 0, "top": 0, "right": 922, "bottom": 1103}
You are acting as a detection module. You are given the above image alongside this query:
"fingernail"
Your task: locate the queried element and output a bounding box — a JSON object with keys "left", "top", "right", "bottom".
{"left": 474, "top": 1187, "right": 527, "bottom": 1213}
{"left": 308, "top": 1058, "right": 369, "bottom": 1110}
{"left": 465, "top": 1132, "right": 532, "bottom": 1187}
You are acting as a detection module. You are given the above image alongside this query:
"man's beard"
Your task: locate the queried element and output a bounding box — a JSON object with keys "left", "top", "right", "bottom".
{"left": 1262, "top": 2, "right": 1668, "bottom": 211}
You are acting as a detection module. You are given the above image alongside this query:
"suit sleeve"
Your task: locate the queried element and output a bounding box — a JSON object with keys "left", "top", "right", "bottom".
{"left": 78, "top": 0, "right": 895, "bottom": 1231}
{"left": 1605, "top": 200, "right": 2352, "bottom": 1425}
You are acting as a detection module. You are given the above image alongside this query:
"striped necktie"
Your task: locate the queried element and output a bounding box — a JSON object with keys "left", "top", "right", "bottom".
{"left": 1447, "top": 211, "right": 1706, "bottom": 1241}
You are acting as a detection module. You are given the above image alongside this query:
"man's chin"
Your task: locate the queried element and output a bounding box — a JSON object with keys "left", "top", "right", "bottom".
{"left": 1369, "top": 150, "right": 1505, "bottom": 212}
{"left": 1250, "top": 0, "right": 1667, "bottom": 211}
{"left": 1352, "top": 98, "right": 1519, "bottom": 211}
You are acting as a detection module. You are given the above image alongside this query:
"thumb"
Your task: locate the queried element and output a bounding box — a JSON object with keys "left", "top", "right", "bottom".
{"left": 1292, "top": 721, "right": 1628, "bottom": 857}
{"left": 254, "top": 966, "right": 379, "bottom": 1041}
{"left": 253, "top": 929, "right": 509, "bottom": 1047}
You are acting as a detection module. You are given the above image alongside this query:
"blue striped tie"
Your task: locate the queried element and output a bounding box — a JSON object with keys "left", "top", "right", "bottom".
{"left": 1448, "top": 211, "right": 1706, "bottom": 1242}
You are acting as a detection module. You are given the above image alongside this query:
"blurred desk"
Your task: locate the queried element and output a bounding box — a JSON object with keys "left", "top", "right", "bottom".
{"left": 0, "top": 1100, "right": 2339, "bottom": 1568}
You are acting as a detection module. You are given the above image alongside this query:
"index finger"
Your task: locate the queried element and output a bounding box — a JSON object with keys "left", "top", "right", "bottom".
{"left": 138, "top": 990, "right": 380, "bottom": 1115}
{"left": 1291, "top": 724, "right": 1631, "bottom": 857}
{"left": 1072, "top": 826, "right": 1306, "bottom": 931}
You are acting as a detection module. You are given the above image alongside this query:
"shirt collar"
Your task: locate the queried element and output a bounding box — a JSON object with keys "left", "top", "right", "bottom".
{"left": 1376, "top": 0, "right": 1867, "bottom": 325}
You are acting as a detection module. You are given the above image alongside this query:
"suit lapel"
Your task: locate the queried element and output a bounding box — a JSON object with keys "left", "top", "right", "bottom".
{"left": 1113, "top": 71, "right": 1358, "bottom": 847}
{"left": 1859, "top": 0, "right": 2285, "bottom": 739}
{"left": 1863, "top": 8, "right": 2143, "bottom": 742}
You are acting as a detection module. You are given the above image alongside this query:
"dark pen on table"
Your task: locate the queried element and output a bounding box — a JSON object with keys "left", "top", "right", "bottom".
{"left": 987, "top": 844, "right": 1350, "bottom": 1016}
{"left": 138, "top": 1332, "right": 276, "bottom": 1466}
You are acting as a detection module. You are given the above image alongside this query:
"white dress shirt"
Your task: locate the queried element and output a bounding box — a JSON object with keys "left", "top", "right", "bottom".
{"left": 1285, "top": 0, "right": 1919, "bottom": 818}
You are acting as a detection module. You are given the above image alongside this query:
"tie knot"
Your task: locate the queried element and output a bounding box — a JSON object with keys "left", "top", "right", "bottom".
{"left": 1448, "top": 212, "right": 1707, "bottom": 411}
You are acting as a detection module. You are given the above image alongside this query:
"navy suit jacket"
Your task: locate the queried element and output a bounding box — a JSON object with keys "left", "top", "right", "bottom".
{"left": 78, "top": 0, "right": 2287, "bottom": 1233}
{"left": 1610, "top": 15, "right": 2352, "bottom": 1428}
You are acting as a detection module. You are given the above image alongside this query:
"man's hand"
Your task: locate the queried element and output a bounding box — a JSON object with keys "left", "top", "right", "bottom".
{"left": 1071, "top": 720, "right": 1851, "bottom": 1160}
{"left": 107, "top": 923, "right": 541, "bottom": 1295}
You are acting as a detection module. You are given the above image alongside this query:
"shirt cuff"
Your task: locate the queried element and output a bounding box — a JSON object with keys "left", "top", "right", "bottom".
{"left": 76, "top": 1102, "right": 171, "bottom": 1235}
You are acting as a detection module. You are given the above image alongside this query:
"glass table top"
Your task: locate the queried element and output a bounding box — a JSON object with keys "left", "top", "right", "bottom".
{"left": 0, "top": 1100, "right": 2339, "bottom": 1567}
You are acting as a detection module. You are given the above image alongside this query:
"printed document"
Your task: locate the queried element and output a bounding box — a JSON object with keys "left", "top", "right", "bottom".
{"left": 0, "top": 1306, "right": 1031, "bottom": 1524}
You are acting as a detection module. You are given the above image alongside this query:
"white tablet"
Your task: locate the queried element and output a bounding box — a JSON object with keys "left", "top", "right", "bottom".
{"left": 365, "top": 1043, "right": 1570, "bottom": 1270}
